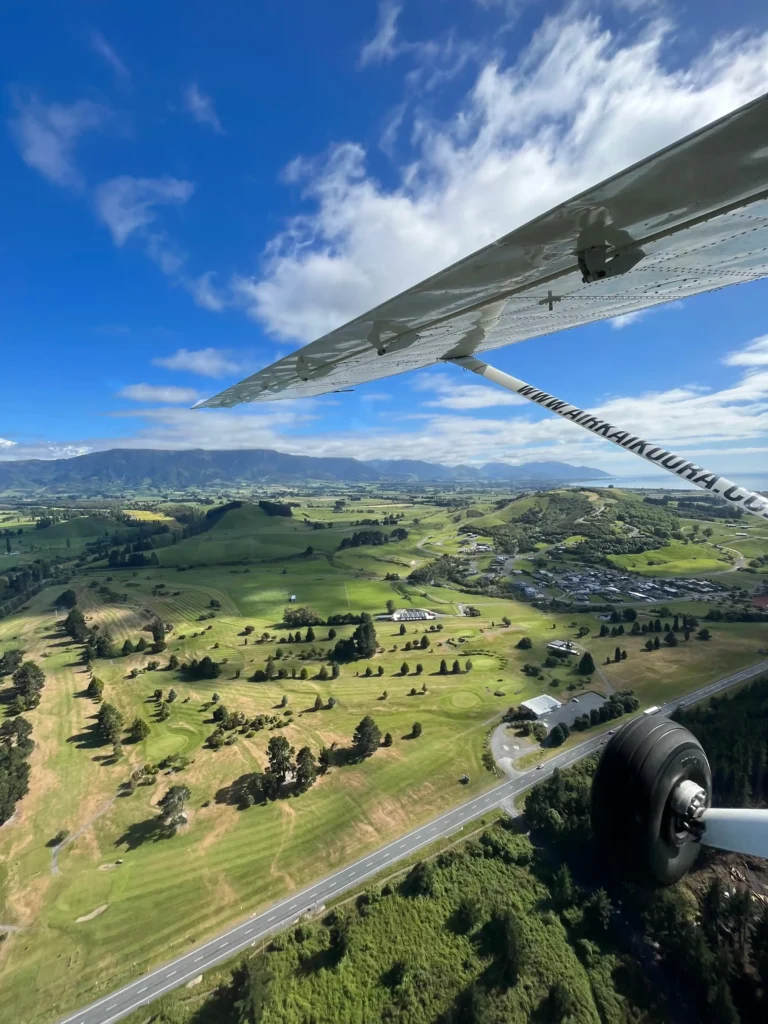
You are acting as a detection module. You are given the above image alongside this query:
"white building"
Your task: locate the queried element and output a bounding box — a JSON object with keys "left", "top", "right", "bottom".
{"left": 521, "top": 694, "right": 562, "bottom": 718}
{"left": 390, "top": 608, "right": 436, "bottom": 622}
{"left": 547, "top": 639, "right": 578, "bottom": 655}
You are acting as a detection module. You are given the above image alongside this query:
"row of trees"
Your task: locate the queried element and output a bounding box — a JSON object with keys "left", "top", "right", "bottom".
{"left": 1, "top": 651, "right": 46, "bottom": 714}
{"left": 0, "top": 715, "right": 34, "bottom": 825}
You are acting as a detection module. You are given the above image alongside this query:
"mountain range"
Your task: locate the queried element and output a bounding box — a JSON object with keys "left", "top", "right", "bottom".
{"left": 0, "top": 449, "right": 609, "bottom": 492}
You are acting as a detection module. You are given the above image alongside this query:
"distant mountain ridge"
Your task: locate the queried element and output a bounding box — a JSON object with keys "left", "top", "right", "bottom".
{"left": 0, "top": 448, "right": 609, "bottom": 492}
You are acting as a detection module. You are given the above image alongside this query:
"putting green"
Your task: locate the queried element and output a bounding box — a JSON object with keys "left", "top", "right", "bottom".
{"left": 446, "top": 690, "right": 481, "bottom": 709}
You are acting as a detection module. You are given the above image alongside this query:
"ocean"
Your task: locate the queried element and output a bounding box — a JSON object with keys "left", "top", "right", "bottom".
{"left": 572, "top": 473, "right": 768, "bottom": 493}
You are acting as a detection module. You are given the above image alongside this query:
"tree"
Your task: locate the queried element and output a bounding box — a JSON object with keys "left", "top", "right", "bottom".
{"left": 157, "top": 784, "right": 190, "bottom": 833}
{"left": 167, "top": 688, "right": 177, "bottom": 703}
{"left": 502, "top": 616, "right": 511, "bottom": 627}
{"left": 158, "top": 702, "right": 171, "bottom": 721}
{"left": 136, "top": 636, "right": 148, "bottom": 653}
{"left": 300, "top": 667, "right": 308, "bottom": 680}
{"left": 465, "top": 659, "right": 473, "bottom": 673}
{"left": 318, "top": 747, "right": 331, "bottom": 774}
{"left": 416, "top": 663, "right": 423, "bottom": 675}
{"left": 280, "top": 694, "right": 288, "bottom": 708}
{"left": 411, "top": 721, "right": 423, "bottom": 738}
{"left": 97, "top": 702, "right": 123, "bottom": 745}
{"left": 386, "top": 599, "right": 396, "bottom": 615}
{"left": 283, "top": 606, "right": 322, "bottom": 628}
{"left": 352, "top": 716, "right": 381, "bottom": 758}
{"left": 452, "top": 659, "right": 461, "bottom": 674}
{"left": 294, "top": 746, "right": 317, "bottom": 792}
{"left": 56, "top": 589, "right": 77, "bottom": 609}
{"left": 664, "top": 631, "right": 678, "bottom": 647}
{"left": 211, "top": 692, "right": 220, "bottom": 703}
{"left": 0, "top": 649, "right": 24, "bottom": 676}
{"left": 64, "top": 607, "right": 88, "bottom": 643}
{"left": 621, "top": 649, "right": 627, "bottom": 660}
{"left": 399, "top": 623, "right": 406, "bottom": 636}
{"left": 306, "top": 625, "right": 315, "bottom": 642}
{"left": 383, "top": 732, "right": 393, "bottom": 747}
{"left": 377, "top": 665, "right": 384, "bottom": 677}
{"left": 151, "top": 619, "right": 165, "bottom": 645}
{"left": 578, "top": 651, "right": 595, "bottom": 675}
{"left": 331, "top": 661, "right": 340, "bottom": 679}
{"left": 645, "top": 638, "right": 654, "bottom": 651}
{"left": 614, "top": 646, "right": 621, "bottom": 662}
{"left": 267, "top": 735, "right": 294, "bottom": 784}
{"left": 698, "top": 628, "right": 712, "bottom": 641}
{"left": 401, "top": 661, "right": 409, "bottom": 676}
{"left": 420, "top": 634, "right": 429, "bottom": 649}
{"left": 13, "top": 661, "right": 46, "bottom": 709}
{"left": 314, "top": 694, "right": 323, "bottom": 711}
{"left": 355, "top": 614, "right": 377, "bottom": 659}
{"left": 122, "top": 639, "right": 135, "bottom": 656}
{"left": 654, "top": 635, "right": 661, "bottom": 649}
{"left": 516, "top": 636, "right": 532, "bottom": 650}
{"left": 129, "top": 717, "right": 151, "bottom": 742}
{"left": 439, "top": 659, "right": 448, "bottom": 675}
{"left": 86, "top": 677, "right": 104, "bottom": 700}
{"left": 328, "top": 628, "right": 337, "bottom": 640}
{"left": 168, "top": 653, "right": 179, "bottom": 670}
{"left": 491, "top": 908, "right": 529, "bottom": 985}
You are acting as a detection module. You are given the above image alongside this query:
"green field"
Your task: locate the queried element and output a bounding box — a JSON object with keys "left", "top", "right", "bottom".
{"left": 1, "top": 495, "right": 767, "bottom": 1023}
{"left": 608, "top": 539, "right": 733, "bottom": 574}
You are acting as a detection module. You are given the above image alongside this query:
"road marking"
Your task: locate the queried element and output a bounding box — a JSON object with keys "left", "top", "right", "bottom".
{"left": 166, "top": 970, "right": 176, "bottom": 977}
{"left": 267, "top": 915, "right": 275, "bottom": 921}
{"left": 193, "top": 956, "right": 203, "bottom": 963}
{"left": 220, "top": 941, "right": 229, "bottom": 947}
{"left": 137, "top": 986, "right": 147, "bottom": 993}
{"left": 245, "top": 928, "right": 253, "bottom": 934}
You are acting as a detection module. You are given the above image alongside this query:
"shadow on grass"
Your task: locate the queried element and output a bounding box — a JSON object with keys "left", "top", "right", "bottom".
{"left": 114, "top": 817, "right": 173, "bottom": 851}
{"left": 215, "top": 772, "right": 265, "bottom": 809}
{"left": 67, "top": 720, "right": 103, "bottom": 750}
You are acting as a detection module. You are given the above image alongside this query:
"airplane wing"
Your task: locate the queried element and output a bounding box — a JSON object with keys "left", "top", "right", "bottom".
{"left": 199, "top": 91, "right": 768, "bottom": 408}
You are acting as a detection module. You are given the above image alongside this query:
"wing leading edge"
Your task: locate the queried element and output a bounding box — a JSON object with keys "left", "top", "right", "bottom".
{"left": 199, "top": 91, "right": 768, "bottom": 408}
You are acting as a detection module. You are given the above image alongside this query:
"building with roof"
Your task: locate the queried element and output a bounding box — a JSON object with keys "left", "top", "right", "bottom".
{"left": 547, "top": 639, "right": 577, "bottom": 655}
{"left": 378, "top": 608, "right": 436, "bottom": 622}
{"left": 521, "top": 694, "right": 562, "bottom": 718}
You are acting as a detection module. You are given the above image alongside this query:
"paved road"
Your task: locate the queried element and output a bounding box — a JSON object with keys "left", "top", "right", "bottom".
{"left": 55, "top": 658, "right": 768, "bottom": 1024}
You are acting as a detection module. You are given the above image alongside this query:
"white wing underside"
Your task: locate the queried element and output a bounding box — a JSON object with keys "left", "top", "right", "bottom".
{"left": 200, "top": 92, "right": 768, "bottom": 408}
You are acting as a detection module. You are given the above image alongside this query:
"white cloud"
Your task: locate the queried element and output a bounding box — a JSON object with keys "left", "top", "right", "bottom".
{"left": 152, "top": 348, "right": 245, "bottom": 378}
{"left": 90, "top": 31, "right": 130, "bottom": 82}
{"left": 359, "top": 3, "right": 403, "bottom": 67}
{"left": 414, "top": 373, "right": 527, "bottom": 409}
{"left": 95, "top": 175, "right": 195, "bottom": 246}
{"left": 186, "top": 271, "right": 227, "bottom": 312}
{"left": 9, "top": 94, "right": 110, "bottom": 189}
{"left": 237, "top": 14, "right": 768, "bottom": 343}
{"left": 610, "top": 309, "right": 647, "bottom": 330}
{"left": 723, "top": 335, "right": 768, "bottom": 367}
{"left": 182, "top": 83, "right": 224, "bottom": 134}
{"left": 117, "top": 384, "right": 201, "bottom": 404}
{"left": 0, "top": 438, "right": 16, "bottom": 449}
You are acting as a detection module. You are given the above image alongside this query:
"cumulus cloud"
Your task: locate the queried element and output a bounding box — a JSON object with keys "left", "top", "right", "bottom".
{"left": 723, "top": 335, "right": 768, "bottom": 367}
{"left": 90, "top": 31, "right": 130, "bottom": 82}
{"left": 95, "top": 175, "right": 195, "bottom": 246}
{"left": 182, "top": 83, "right": 224, "bottom": 133}
{"left": 9, "top": 93, "right": 110, "bottom": 189}
{"left": 237, "top": 14, "right": 768, "bottom": 344}
{"left": 117, "top": 384, "right": 201, "bottom": 404}
{"left": 152, "top": 348, "right": 246, "bottom": 378}
{"left": 0, "top": 438, "right": 16, "bottom": 449}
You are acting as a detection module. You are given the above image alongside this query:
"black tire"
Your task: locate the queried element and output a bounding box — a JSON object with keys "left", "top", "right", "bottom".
{"left": 591, "top": 716, "right": 711, "bottom": 886}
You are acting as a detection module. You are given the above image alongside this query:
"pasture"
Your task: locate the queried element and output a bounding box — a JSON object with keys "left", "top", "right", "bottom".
{"left": 1, "top": 495, "right": 767, "bottom": 1022}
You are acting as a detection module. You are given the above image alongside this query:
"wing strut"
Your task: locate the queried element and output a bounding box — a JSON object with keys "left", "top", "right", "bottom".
{"left": 450, "top": 356, "right": 768, "bottom": 523}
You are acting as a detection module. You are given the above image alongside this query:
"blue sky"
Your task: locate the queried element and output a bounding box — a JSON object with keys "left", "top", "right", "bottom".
{"left": 2, "top": 0, "right": 768, "bottom": 478}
